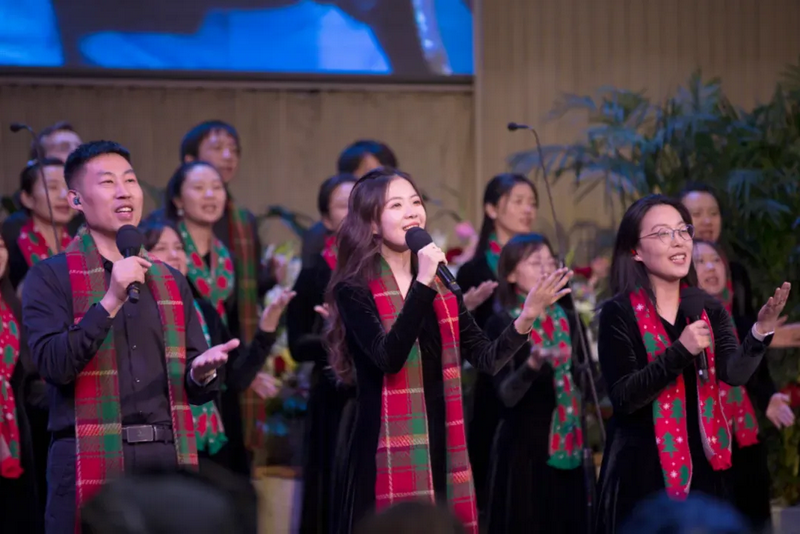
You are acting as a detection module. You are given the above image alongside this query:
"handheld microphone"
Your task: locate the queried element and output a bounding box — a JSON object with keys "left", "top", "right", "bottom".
{"left": 10, "top": 122, "right": 63, "bottom": 254}
{"left": 405, "top": 227, "right": 461, "bottom": 293}
{"left": 116, "top": 225, "right": 144, "bottom": 304}
{"left": 680, "top": 287, "right": 710, "bottom": 383}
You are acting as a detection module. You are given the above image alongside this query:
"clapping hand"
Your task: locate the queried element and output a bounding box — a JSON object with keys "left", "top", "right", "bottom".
{"left": 463, "top": 280, "right": 499, "bottom": 311}
{"left": 755, "top": 282, "right": 792, "bottom": 335}
{"left": 259, "top": 288, "right": 296, "bottom": 333}
{"left": 766, "top": 393, "right": 796, "bottom": 429}
{"left": 514, "top": 267, "right": 573, "bottom": 333}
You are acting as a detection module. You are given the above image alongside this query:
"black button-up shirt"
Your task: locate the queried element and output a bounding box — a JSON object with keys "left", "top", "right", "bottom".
{"left": 22, "top": 253, "right": 217, "bottom": 433}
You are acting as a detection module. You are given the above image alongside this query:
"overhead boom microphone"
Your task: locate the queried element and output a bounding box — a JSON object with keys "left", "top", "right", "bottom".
{"left": 405, "top": 227, "right": 460, "bottom": 293}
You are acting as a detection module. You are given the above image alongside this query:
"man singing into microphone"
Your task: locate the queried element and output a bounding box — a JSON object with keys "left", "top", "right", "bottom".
{"left": 22, "top": 141, "right": 236, "bottom": 534}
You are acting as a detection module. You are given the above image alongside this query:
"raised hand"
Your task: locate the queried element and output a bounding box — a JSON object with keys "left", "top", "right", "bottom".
{"left": 259, "top": 288, "right": 296, "bottom": 333}
{"left": 514, "top": 268, "right": 573, "bottom": 334}
{"left": 756, "top": 282, "right": 792, "bottom": 334}
{"left": 313, "top": 303, "right": 331, "bottom": 320}
{"left": 677, "top": 320, "right": 712, "bottom": 356}
{"left": 766, "top": 393, "right": 796, "bottom": 429}
{"left": 417, "top": 242, "right": 447, "bottom": 287}
{"left": 191, "top": 338, "right": 240, "bottom": 383}
{"left": 249, "top": 371, "right": 281, "bottom": 400}
{"left": 463, "top": 280, "right": 499, "bottom": 311}
{"left": 100, "top": 256, "right": 152, "bottom": 315}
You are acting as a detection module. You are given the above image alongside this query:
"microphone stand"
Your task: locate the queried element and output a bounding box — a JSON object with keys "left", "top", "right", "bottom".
{"left": 508, "top": 122, "right": 604, "bottom": 534}
{"left": 10, "top": 123, "right": 62, "bottom": 254}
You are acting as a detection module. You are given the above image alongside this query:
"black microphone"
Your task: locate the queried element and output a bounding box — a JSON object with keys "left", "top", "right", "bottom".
{"left": 507, "top": 122, "right": 533, "bottom": 132}
{"left": 405, "top": 227, "right": 460, "bottom": 293}
{"left": 680, "top": 287, "right": 710, "bottom": 383}
{"left": 116, "top": 225, "right": 144, "bottom": 304}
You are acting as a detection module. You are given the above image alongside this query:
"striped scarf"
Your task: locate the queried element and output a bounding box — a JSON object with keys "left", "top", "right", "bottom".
{"left": 0, "top": 296, "right": 21, "bottom": 479}
{"left": 718, "top": 279, "right": 759, "bottom": 446}
{"left": 630, "top": 287, "right": 731, "bottom": 500}
{"left": 512, "top": 294, "right": 582, "bottom": 469}
{"left": 191, "top": 300, "right": 227, "bottom": 455}
{"left": 17, "top": 218, "right": 72, "bottom": 267}
{"left": 369, "top": 257, "right": 477, "bottom": 533}
{"left": 179, "top": 221, "right": 235, "bottom": 323}
{"left": 67, "top": 227, "right": 198, "bottom": 523}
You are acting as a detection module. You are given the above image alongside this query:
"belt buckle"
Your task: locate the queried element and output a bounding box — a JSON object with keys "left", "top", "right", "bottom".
{"left": 126, "top": 425, "right": 154, "bottom": 444}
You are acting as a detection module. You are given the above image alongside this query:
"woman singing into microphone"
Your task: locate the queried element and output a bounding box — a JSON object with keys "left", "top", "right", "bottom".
{"left": 325, "top": 167, "right": 572, "bottom": 534}
{"left": 595, "top": 195, "right": 790, "bottom": 533}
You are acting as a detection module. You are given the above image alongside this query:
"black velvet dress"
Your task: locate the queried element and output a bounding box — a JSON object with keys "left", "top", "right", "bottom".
{"left": 484, "top": 306, "right": 589, "bottom": 534}
{"left": 594, "top": 293, "right": 770, "bottom": 534}
{"left": 455, "top": 254, "right": 501, "bottom": 512}
{"left": 726, "top": 261, "right": 776, "bottom": 531}
{"left": 330, "top": 280, "right": 529, "bottom": 534}
{"left": 286, "top": 253, "right": 353, "bottom": 534}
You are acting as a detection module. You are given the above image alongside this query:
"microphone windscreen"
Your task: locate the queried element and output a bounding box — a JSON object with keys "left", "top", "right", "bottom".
{"left": 404, "top": 226, "right": 433, "bottom": 253}
{"left": 679, "top": 287, "right": 707, "bottom": 318}
{"left": 116, "top": 225, "right": 144, "bottom": 256}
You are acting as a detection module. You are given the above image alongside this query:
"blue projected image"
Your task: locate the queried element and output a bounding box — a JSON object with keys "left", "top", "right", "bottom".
{"left": 0, "top": 0, "right": 473, "bottom": 77}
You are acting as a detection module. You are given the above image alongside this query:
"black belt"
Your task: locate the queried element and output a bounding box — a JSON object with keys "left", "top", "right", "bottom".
{"left": 53, "top": 425, "right": 173, "bottom": 444}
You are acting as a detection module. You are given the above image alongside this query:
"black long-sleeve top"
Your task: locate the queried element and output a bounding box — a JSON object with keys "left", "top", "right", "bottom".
{"left": 331, "top": 279, "right": 529, "bottom": 531}
{"left": 22, "top": 254, "right": 217, "bottom": 434}
{"left": 594, "top": 293, "right": 771, "bottom": 533}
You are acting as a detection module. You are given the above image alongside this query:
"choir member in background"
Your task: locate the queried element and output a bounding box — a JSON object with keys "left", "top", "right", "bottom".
{"left": 287, "top": 173, "right": 357, "bottom": 534}
{"left": 594, "top": 194, "right": 790, "bottom": 533}
{"left": 0, "top": 235, "right": 44, "bottom": 534}
{"left": 323, "top": 167, "right": 572, "bottom": 533}
{"left": 456, "top": 173, "right": 536, "bottom": 512}
{"left": 142, "top": 219, "right": 292, "bottom": 476}
{"left": 692, "top": 239, "right": 793, "bottom": 532}
{"left": 2, "top": 121, "right": 84, "bottom": 241}
{"left": 22, "top": 141, "right": 237, "bottom": 534}
{"left": 301, "top": 140, "right": 398, "bottom": 267}
{"left": 484, "top": 233, "right": 588, "bottom": 534}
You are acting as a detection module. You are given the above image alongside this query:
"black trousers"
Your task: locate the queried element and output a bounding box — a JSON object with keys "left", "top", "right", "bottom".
{"left": 45, "top": 437, "right": 178, "bottom": 534}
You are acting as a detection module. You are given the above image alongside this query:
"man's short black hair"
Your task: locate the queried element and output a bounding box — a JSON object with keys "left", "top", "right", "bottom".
{"left": 64, "top": 141, "right": 132, "bottom": 189}
{"left": 20, "top": 157, "right": 65, "bottom": 195}
{"left": 337, "top": 140, "right": 397, "bottom": 174}
{"left": 31, "top": 120, "right": 77, "bottom": 159}
{"left": 180, "top": 120, "right": 240, "bottom": 161}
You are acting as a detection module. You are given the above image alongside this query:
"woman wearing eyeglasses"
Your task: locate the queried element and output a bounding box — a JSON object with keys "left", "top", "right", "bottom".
{"left": 594, "top": 195, "right": 790, "bottom": 533}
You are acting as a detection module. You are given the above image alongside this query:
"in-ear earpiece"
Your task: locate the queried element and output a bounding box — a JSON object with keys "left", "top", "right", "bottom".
{"left": 73, "top": 197, "right": 81, "bottom": 206}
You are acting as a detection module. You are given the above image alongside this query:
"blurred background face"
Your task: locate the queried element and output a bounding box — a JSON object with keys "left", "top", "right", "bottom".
{"left": 148, "top": 226, "right": 187, "bottom": 275}
{"left": 692, "top": 242, "right": 727, "bottom": 296}
{"left": 71, "top": 153, "right": 144, "bottom": 233}
{"left": 507, "top": 244, "right": 556, "bottom": 294}
{"left": 193, "top": 129, "right": 240, "bottom": 184}
{"left": 42, "top": 129, "right": 82, "bottom": 162}
{"left": 323, "top": 181, "right": 355, "bottom": 231}
{"left": 489, "top": 183, "right": 537, "bottom": 238}
{"left": 0, "top": 236, "right": 9, "bottom": 279}
{"left": 21, "top": 165, "right": 74, "bottom": 225}
{"left": 681, "top": 191, "right": 721, "bottom": 242}
{"left": 175, "top": 165, "right": 227, "bottom": 226}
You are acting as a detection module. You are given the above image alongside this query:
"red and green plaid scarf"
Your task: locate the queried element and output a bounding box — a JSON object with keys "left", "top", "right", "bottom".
{"left": 226, "top": 200, "right": 262, "bottom": 450}
{"left": 717, "top": 279, "right": 759, "bottom": 446}
{"left": 67, "top": 227, "right": 198, "bottom": 519}
{"left": 322, "top": 233, "right": 337, "bottom": 270}
{"left": 629, "top": 287, "right": 731, "bottom": 500}
{"left": 0, "top": 297, "right": 22, "bottom": 479}
{"left": 17, "top": 218, "right": 72, "bottom": 267}
{"left": 369, "top": 257, "right": 478, "bottom": 533}
{"left": 179, "top": 221, "right": 235, "bottom": 324}
{"left": 485, "top": 232, "right": 501, "bottom": 276}
{"left": 191, "top": 300, "right": 227, "bottom": 455}
{"left": 512, "top": 294, "right": 582, "bottom": 469}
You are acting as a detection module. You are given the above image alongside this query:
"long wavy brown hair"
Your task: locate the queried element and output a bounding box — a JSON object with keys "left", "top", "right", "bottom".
{"left": 324, "top": 167, "right": 423, "bottom": 385}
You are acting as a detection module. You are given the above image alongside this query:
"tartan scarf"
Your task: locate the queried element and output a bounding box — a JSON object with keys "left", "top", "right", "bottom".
{"left": 17, "top": 218, "right": 72, "bottom": 267}
{"left": 717, "top": 278, "right": 759, "bottom": 446}
{"left": 484, "top": 232, "right": 501, "bottom": 277}
{"left": 0, "top": 296, "right": 22, "bottom": 479}
{"left": 67, "top": 227, "right": 198, "bottom": 519}
{"left": 629, "top": 287, "right": 731, "bottom": 501}
{"left": 512, "top": 293, "right": 582, "bottom": 469}
{"left": 226, "top": 199, "right": 261, "bottom": 450}
{"left": 179, "top": 221, "right": 235, "bottom": 324}
{"left": 369, "top": 257, "right": 478, "bottom": 533}
{"left": 321, "top": 233, "right": 337, "bottom": 270}
{"left": 191, "top": 300, "right": 227, "bottom": 455}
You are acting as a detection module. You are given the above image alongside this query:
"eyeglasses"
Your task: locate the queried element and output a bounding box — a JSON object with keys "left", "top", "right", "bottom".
{"left": 640, "top": 224, "right": 695, "bottom": 244}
